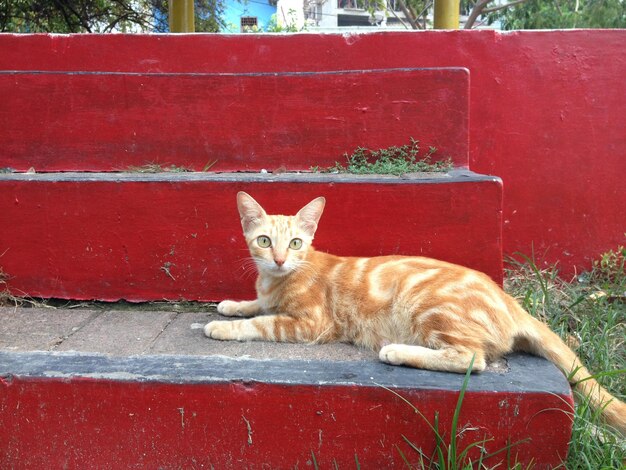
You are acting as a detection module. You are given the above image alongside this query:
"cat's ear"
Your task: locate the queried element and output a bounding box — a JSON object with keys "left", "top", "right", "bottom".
{"left": 237, "top": 192, "right": 267, "bottom": 233}
{"left": 296, "top": 197, "right": 326, "bottom": 237}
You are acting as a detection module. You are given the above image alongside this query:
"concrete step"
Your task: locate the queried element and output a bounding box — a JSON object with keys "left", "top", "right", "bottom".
{"left": 0, "top": 68, "right": 469, "bottom": 172}
{"left": 0, "top": 170, "right": 503, "bottom": 302}
{"left": 0, "top": 305, "right": 573, "bottom": 469}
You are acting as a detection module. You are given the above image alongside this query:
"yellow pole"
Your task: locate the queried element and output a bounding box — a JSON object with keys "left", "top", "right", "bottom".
{"left": 433, "top": 0, "right": 460, "bottom": 29}
{"left": 169, "top": 0, "right": 195, "bottom": 32}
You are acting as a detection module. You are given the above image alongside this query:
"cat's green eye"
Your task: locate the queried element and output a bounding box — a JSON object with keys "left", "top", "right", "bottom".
{"left": 257, "top": 235, "right": 272, "bottom": 248}
{"left": 289, "top": 238, "right": 303, "bottom": 250}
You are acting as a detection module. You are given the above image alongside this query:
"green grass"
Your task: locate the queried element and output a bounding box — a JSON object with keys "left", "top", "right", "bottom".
{"left": 504, "top": 248, "right": 625, "bottom": 469}
{"left": 311, "top": 139, "right": 453, "bottom": 175}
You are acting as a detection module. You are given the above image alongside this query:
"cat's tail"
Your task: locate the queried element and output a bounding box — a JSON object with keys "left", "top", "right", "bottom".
{"left": 514, "top": 307, "right": 626, "bottom": 436}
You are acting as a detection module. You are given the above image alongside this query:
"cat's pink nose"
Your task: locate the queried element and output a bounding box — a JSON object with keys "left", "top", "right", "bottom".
{"left": 274, "top": 258, "right": 285, "bottom": 267}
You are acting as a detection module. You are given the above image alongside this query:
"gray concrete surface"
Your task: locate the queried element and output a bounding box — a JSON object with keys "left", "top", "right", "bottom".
{"left": 0, "top": 304, "right": 573, "bottom": 394}
{"left": 0, "top": 305, "right": 378, "bottom": 362}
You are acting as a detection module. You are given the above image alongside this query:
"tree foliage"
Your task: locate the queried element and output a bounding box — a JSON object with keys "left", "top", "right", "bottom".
{"left": 0, "top": 0, "right": 224, "bottom": 33}
{"left": 492, "top": 0, "right": 626, "bottom": 29}
{"left": 392, "top": 0, "right": 626, "bottom": 29}
{"left": 1, "top": 0, "right": 623, "bottom": 32}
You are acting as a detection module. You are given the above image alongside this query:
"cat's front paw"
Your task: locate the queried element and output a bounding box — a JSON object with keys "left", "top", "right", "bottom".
{"left": 204, "top": 320, "right": 236, "bottom": 341}
{"left": 379, "top": 344, "right": 408, "bottom": 365}
{"left": 217, "top": 300, "right": 243, "bottom": 317}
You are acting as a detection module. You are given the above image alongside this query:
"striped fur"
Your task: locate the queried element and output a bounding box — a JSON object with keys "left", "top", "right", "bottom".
{"left": 205, "top": 192, "right": 626, "bottom": 435}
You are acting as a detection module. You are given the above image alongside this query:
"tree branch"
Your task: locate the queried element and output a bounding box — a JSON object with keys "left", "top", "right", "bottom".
{"left": 396, "top": 0, "right": 421, "bottom": 29}
{"left": 416, "top": 0, "right": 432, "bottom": 28}
{"left": 464, "top": 0, "right": 530, "bottom": 28}
{"left": 482, "top": 0, "right": 530, "bottom": 14}
{"left": 387, "top": 0, "right": 411, "bottom": 29}
{"left": 463, "top": 0, "right": 492, "bottom": 29}
{"left": 52, "top": 0, "right": 92, "bottom": 32}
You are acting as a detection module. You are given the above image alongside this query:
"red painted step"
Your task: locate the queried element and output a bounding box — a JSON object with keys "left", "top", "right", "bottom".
{"left": 0, "top": 68, "right": 468, "bottom": 172}
{"left": 0, "top": 171, "right": 502, "bottom": 302}
{"left": 0, "top": 351, "right": 573, "bottom": 469}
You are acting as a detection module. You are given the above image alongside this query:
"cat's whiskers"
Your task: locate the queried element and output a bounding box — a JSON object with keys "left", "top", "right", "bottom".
{"left": 255, "top": 258, "right": 284, "bottom": 276}
{"left": 292, "top": 259, "right": 318, "bottom": 278}
{"left": 236, "top": 257, "right": 260, "bottom": 280}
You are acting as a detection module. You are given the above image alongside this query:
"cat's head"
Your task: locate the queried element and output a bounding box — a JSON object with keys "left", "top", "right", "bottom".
{"left": 236, "top": 192, "right": 325, "bottom": 277}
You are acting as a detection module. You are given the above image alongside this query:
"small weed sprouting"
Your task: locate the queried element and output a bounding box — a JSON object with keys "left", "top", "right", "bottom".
{"left": 0, "top": 265, "right": 11, "bottom": 306}
{"left": 126, "top": 159, "right": 218, "bottom": 173}
{"left": 589, "top": 242, "right": 625, "bottom": 287}
{"left": 0, "top": 255, "right": 23, "bottom": 307}
{"left": 127, "top": 162, "right": 193, "bottom": 173}
{"left": 0, "top": 266, "right": 42, "bottom": 308}
{"left": 312, "top": 139, "right": 453, "bottom": 176}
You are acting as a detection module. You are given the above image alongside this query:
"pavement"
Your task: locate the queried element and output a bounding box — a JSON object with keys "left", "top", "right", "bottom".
{"left": 0, "top": 303, "right": 377, "bottom": 362}
{"left": 0, "top": 302, "right": 573, "bottom": 399}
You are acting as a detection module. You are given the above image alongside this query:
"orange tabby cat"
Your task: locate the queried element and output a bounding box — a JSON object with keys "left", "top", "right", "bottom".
{"left": 204, "top": 192, "right": 626, "bottom": 435}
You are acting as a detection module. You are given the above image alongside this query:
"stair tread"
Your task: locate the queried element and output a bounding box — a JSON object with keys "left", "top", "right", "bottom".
{"left": 0, "top": 169, "right": 495, "bottom": 183}
{"left": 0, "top": 305, "right": 570, "bottom": 395}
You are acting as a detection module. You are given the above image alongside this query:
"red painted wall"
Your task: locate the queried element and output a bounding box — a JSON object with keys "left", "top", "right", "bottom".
{"left": 0, "top": 377, "right": 572, "bottom": 469}
{"left": 0, "top": 31, "right": 624, "bottom": 274}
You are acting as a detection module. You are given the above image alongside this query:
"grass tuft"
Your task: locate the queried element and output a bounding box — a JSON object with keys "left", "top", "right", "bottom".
{"left": 312, "top": 139, "right": 453, "bottom": 175}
